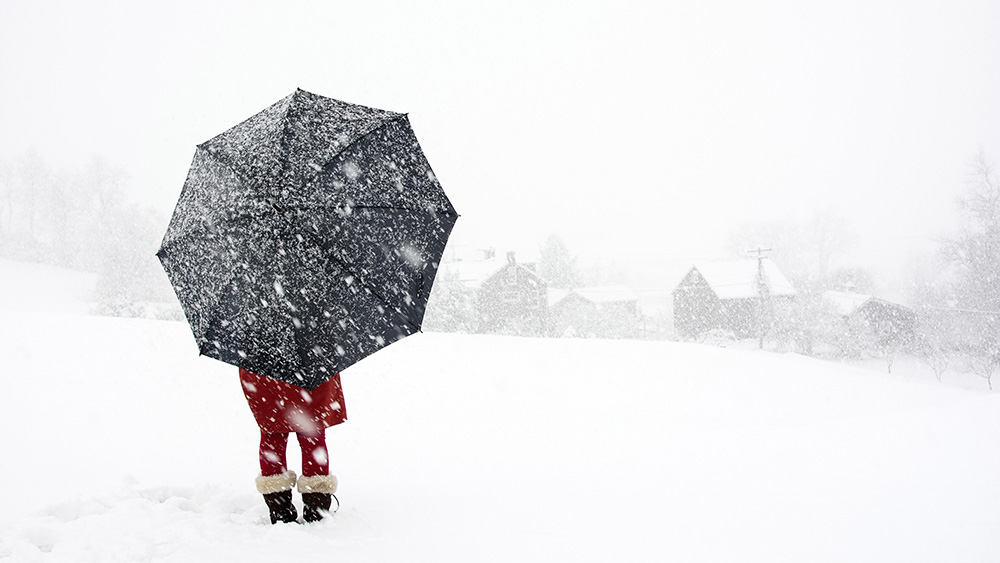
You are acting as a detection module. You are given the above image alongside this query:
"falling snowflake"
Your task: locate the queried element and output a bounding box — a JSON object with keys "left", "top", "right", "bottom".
{"left": 342, "top": 160, "right": 361, "bottom": 180}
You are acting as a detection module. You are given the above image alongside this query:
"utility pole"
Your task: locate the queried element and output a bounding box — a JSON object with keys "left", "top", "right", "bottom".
{"left": 748, "top": 248, "right": 772, "bottom": 349}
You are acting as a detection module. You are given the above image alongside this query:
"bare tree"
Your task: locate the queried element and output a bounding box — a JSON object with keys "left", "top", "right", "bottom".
{"left": 942, "top": 152, "right": 1000, "bottom": 386}
{"left": 727, "top": 211, "right": 853, "bottom": 288}
{"left": 966, "top": 346, "right": 1000, "bottom": 390}
{"left": 946, "top": 152, "right": 1000, "bottom": 310}
{"left": 14, "top": 152, "right": 50, "bottom": 245}
{"left": 914, "top": 311, "right": 951, "bottom": 382}
{"left": 923, "top": 349, "right": 950, "bottom": 382}
{"left": 805, "top": 212, "right": 854, "bottom": 283}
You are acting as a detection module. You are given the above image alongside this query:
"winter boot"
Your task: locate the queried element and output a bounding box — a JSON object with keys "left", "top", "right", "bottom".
{"left": 297, "top": 474, "right": 338, "bottom": 523}
{"left": 256, "top": 470, "right": 298, "bottom": 524}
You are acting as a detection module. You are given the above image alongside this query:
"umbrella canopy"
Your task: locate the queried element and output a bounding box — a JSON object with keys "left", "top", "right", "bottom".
{"left": 157, "top": 89, "right": 458, "bottom": 389}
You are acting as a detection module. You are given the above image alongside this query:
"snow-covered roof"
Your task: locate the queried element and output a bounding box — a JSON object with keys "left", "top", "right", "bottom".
{"left": 439, "top": 256, "right": 542, "bottom": 290}
{"left": 549, "top": 286, "right": 639, "bottom": 307}
{"left": 439, "top": 258, "right": 508, "bottom": 290}
{"left": 823, "top": 290, "right": 872, "bottom": 317}
{"left": 687, "top": 259, "right": 796, "bottom": 300}
{"left": 575, "top": 286, "right": 639, "bottom": 304}
{"left": 548, "top": 288, "right": 572, "bottom": 307}
{"left": 442, "top": 245, "right": 540, "bottom": 265}
{"left": 822, "top": 291, "right": 912, "bottom": 318}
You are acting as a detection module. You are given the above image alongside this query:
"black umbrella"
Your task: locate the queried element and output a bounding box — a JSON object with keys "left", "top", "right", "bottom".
{"left": 157, "top": 89, "right": 458, "bottom": 389}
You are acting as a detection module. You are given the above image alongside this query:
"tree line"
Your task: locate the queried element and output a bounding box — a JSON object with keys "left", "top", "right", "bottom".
{"left": 0, "top": 153, "right": 174, "bottom": 316}
{"left": 7, "top": 147, "right": 999, "bottom": 388}
{"left": 728, "top": 152, "right": 1000, "bottom": 386}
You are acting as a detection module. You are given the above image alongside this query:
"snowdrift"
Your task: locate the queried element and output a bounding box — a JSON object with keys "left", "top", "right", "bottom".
{"left": 1, "top": 260, "right": 999, "bottom": 562}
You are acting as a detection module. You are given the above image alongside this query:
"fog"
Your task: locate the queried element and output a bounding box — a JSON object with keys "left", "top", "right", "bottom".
{"left": 2, "top": 0, "right": 999, "bottom": 293}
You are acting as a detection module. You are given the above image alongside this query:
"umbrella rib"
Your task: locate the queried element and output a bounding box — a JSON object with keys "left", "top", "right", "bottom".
{"left": 296, "top": 226, "right": 424, "bottom": 330}
{"left": 197, "top": 100, "right": 402, "bottom": 206}
{"left": 306, "top": 115, "right": 455, "bottom": 213}
{"left": 162, "top": 205, "right": 443, "bottom": 333}
{"left": 265, "top": 202, "right": 458, "bottom": 218}
{"left": 275, "top": 96, "right": 295, "bottom": 195}
{"left": 299, "top": 114, "right": 457, "bottom": 218}
{"left": 160, "top": 213, "right": 267, "bottom": 344}
{"left": 159, "top": 206, "right": 281, "bottom": 253}
{"left": 201, "top": 275, "right": 239, "bottom": 354}
{"left": 191, "top": 113, "right": 453, "bottom": 333}
{"left": 163, "top": 91, "right": 459, "bottom": 387}
{"left": 348, "top": 204, "right": 457, "bottom": 217}
{"left": 264, "top": 201, "right": 456, "bottom": 331}
{"left": 318, "top": 113, "right": 402, "bottom": 169}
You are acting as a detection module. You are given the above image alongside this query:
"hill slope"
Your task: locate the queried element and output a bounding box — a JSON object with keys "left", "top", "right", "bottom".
{"left": 1, "top": 261, "right": 999, "bottom": 562}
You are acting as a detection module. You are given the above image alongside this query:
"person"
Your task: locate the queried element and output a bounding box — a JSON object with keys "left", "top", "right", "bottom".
{"left": 239, "top": 368, "right": 347, "bottom": 524}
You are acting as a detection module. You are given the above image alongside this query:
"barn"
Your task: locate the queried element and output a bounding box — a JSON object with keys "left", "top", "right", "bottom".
{"left": 548, "top": 286, "right": 640, "bottom": 338}
{"left": 672, "top": 259, "right": 796, "bottom": 339}
{"left": 822, "top": 290, "right": 916, "bottom": 351}
{"left": 438, "top": 250, "right": 548, "bottom": 335}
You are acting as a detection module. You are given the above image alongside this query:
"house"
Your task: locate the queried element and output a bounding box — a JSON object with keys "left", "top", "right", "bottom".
{"left": 548, "top": 286, "right": 640, "bottom": 338}
{"left": 437, "top": 250, "right": 548, "bottom": 335}
{"left": 822, "top": 291, "right": 915, "bottom": 350}
{"left": 672, "top": 259, "right": 796, "bottom": 339}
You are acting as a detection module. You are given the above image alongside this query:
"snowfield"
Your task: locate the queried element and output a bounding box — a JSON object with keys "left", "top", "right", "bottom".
{"left": 2, "top": 260, "right": 1000, "bottom": 562}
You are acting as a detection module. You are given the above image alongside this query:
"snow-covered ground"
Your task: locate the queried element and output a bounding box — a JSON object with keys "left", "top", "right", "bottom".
{"left": 2, "top": 260, "right": 1000, "bottom": 562}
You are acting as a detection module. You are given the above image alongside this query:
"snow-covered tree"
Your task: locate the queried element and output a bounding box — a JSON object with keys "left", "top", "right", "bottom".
{"left": 422, "top": 270, "right": 475, "bottom": 333}
{"left": 93, "top": 203, "right": 173, "bottom": 317}
{"left": 942, "top": 152, "right": 1000, "bottom": 384}
{"left": 0, "top": 154, "right": 173, "bottom": 316}
{"left": 768, "top": 290, "right": 834, "bottom": 355}
{"left": 538, "top": 234, "right": 581, "bottom": 288}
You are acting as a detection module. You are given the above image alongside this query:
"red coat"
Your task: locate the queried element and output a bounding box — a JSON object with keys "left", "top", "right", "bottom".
{"left": 239, "top": 368, "right": 347, "bottom": 434}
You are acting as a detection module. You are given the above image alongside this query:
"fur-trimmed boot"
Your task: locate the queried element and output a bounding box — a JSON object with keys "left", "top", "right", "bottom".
{"left": 297, "top": 474, "right": 338, "bottom": 523}
{"left": 256, "top": 470, "right": 298, "bottom": 524}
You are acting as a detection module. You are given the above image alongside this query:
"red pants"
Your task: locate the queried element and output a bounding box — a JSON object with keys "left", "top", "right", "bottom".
{"left": 259, "top": 431, "right": 329, "bottom": 477}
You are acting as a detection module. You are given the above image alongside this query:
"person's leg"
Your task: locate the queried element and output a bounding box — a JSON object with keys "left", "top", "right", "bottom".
{"left": 296, "top": 432, "right": 329, "bottom": 476}
{"left": 255, "top": 431, "right": 297, "bottom": 524}
{"left": 259, "top": 431, "right": 290, "bottom": 475}
{"left": 296, "top": 431, "right": 338, "bottom": 522}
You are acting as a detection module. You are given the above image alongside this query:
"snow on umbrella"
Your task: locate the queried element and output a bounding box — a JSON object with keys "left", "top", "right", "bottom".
{"left": 157, "top": 89, "right": 458, "bottom": 389}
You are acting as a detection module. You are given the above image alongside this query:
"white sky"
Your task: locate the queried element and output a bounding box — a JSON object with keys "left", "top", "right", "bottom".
{"left": 2, "top": 0, "right": 998, "bottom": 287}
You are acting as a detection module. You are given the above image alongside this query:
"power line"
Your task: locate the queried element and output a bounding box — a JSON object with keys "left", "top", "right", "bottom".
{"left": 915, "top": 304, "right": 1000, "bottom": 316}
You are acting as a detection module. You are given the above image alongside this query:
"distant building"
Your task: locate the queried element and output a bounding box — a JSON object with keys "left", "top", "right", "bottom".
{"left": 672, "top": 259, "right": 796, "bottom": 339}
{"left": 822, "top": 291, "right": 915, "bottom": 350}
{"left": 549, "top": 286, "right": 640, "bottom": 338}
{"left": 438, "top": 250, "right": 548, "bottom": 335}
